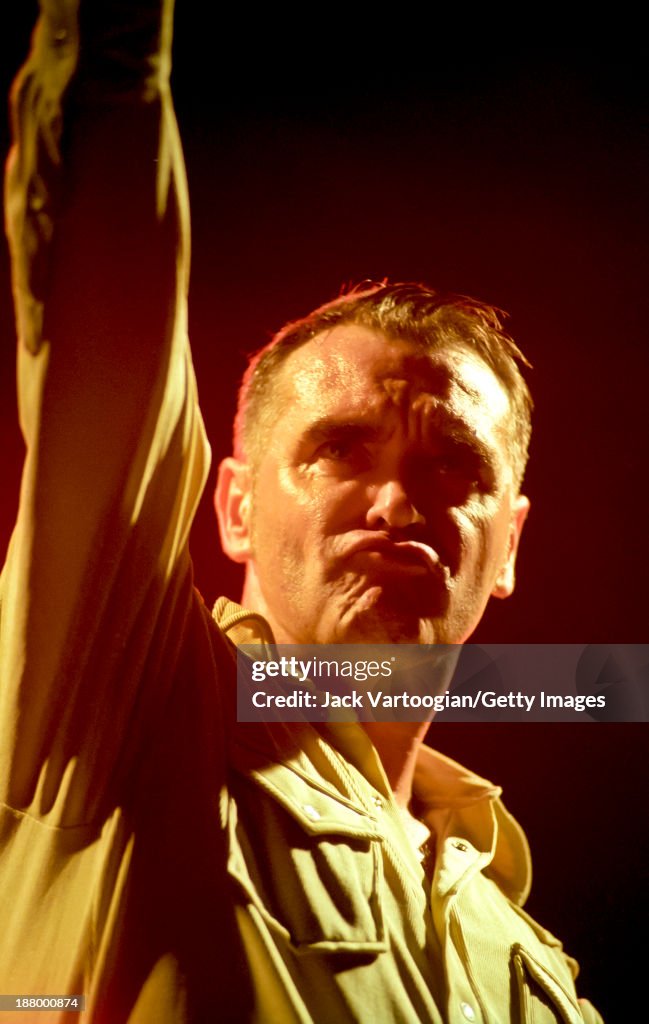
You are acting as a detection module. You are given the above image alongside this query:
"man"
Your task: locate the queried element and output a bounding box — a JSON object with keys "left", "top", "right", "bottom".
{"left": 0, "top": 1, "right": 602, "bottom": 1022}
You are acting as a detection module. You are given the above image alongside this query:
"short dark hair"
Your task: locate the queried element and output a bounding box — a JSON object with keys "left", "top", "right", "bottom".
{"left": 234, "top": 282, "right": 533, "bottom": 489}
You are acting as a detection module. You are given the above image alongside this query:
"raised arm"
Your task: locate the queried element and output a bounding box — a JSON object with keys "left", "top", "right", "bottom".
{"left": 0, "top": 0, "right": 209, "bottom": 825}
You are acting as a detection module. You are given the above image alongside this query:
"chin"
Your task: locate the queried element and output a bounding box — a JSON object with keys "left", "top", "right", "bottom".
{"left": 336, "top": 622, "right": 423, "bottom": 644}
{"left": 331, "top": 592, "right": 445, "bottom": 645}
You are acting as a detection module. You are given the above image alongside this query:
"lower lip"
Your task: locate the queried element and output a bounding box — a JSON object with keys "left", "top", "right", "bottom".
{"left": 351, "top": 550, "right": 435, "bottom": 575}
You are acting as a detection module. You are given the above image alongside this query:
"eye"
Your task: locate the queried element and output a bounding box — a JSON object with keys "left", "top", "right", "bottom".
{"left": 318, "top": 438, "right": 357, "bottom": 461}
{"left": 438, "top": 454, "right": 471, "bottom": 476}
{"left": 420, "top": 447, "right": 486, "bottom": 492}
{"left": 312, "top": 430, "right": 373, "bottom": 474}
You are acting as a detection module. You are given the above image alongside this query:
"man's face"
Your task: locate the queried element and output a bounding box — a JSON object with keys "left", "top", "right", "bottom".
{"left": 218, "top": 325, "right": 528, "bottom": 644}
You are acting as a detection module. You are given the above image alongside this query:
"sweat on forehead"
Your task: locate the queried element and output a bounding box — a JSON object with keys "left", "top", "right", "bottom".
{"left": 291, "top": 326, "right": 506, "bottom": 414}
{"left": 282, "top": 327, "right": 456, "bottom": 405}
{"left": 290, "top": 333, "right": 507, "bottom": 425}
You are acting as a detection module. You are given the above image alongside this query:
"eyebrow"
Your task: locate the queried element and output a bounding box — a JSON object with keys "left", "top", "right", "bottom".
{"left": 414, "top": 403, "right": 500, "bottom": 468}
{"left": 301, "top": 411, "right": 498, "bottom": 467}
{"left": 302, "top": 418, "right": 386, "bottom": 446}
{"left": 439, "top": 424, "right": 497, "bottom": 467}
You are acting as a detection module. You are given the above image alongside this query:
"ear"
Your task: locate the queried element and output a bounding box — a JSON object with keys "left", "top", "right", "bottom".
{"left": 492, "top": 494, "right": 530, "bottom": 599}
{"left": 214, "top": 457, "right": 253, "bottom": 564}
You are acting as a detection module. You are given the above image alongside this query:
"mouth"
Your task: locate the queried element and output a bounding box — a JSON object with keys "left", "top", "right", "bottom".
{"left": 346, "top": 535, "right": 450, "bottom": 583}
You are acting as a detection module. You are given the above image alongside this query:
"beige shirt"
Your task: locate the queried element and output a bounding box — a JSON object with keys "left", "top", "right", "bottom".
{"left": 0, "top": 3, "right": 602, "bottom": 1021}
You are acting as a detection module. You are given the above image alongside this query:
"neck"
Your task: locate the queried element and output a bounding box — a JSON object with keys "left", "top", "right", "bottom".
{"left": 360, "top": 720, "right": 430, "bottom": 806}
{"left": 240, "top": 572, "right": 434, "bottom": 802}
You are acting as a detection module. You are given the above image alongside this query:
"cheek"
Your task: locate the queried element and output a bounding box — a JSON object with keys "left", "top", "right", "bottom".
{"left": 455, "top": 500, "right": 512, "bottom": 576}
{"left": 288, "top": 471, "right": 368, "bottom": 532}
{"left": 250, "top": 470, "right": 328, "bottom": 571}
{"left": 252, "top": 466, "right": 375, "bottom": 576}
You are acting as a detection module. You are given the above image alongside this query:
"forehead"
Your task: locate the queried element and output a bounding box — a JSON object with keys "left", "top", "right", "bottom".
{"left": 275, "top": 323, "right": 512, "bottom": 433}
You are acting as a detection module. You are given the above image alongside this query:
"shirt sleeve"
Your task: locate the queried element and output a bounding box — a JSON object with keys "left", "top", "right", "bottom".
{"left": 0, "top": 0, "right": 211, "bottom": 827}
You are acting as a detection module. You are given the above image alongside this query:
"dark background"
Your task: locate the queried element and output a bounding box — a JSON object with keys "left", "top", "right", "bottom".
{"left": 1, "top": 7, "right": 647, "bottom": 1020}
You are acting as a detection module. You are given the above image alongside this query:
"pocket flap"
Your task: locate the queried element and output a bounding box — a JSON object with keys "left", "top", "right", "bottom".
{"left": 248, "top": 761, "right": 382, "bottom": 841}
{"left": 513, "top": 944, "right": 584, "bottom": 1023}
{"left": 227, "top": 763, "right": 387, "bottom": 953}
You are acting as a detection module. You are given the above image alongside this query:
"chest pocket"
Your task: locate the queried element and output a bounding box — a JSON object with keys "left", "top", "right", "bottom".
{"left": 226, "top": 760, "right": 387, "bottom": 955}
{"left": 512, "top": 945, "right": 585, "bottom": 1024}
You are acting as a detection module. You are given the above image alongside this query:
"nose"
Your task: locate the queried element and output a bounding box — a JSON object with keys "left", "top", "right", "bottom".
{"left": 366, "top": 479, "right": 426, "bottom": 531}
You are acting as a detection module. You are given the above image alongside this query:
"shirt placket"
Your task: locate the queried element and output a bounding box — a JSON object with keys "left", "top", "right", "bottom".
{"left": 430, "top": 820, "right": 497, "bottom": 1024}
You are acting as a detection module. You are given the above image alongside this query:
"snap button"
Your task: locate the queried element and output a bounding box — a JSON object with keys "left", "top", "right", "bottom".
{"left": 372, "top": 795, "right": 383, "bottom": 808}
{"left": 460, "top": 1001, "right": 476, "bottom": 1021}
{"left": 302, "top": 804, "right": 321, "bottom": 821}
{"left": 452, "top": 839, "right": 469, "bottom": 852}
